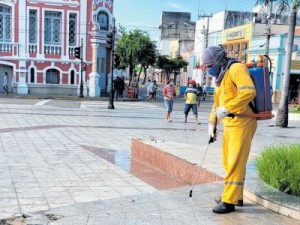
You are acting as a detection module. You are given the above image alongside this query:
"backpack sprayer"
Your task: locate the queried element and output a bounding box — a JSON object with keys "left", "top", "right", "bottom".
{"left": 233, "top": 55, "right": 274, "bottom": 120}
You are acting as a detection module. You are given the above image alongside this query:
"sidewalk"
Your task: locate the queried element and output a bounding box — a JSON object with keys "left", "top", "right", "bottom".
{"left": 0, "top": 99, "right": 299, "bottom": 224}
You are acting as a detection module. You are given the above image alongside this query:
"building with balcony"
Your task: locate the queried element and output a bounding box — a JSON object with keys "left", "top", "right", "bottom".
{"left": 0, "top": 0, "right": 115, "bottom": 97}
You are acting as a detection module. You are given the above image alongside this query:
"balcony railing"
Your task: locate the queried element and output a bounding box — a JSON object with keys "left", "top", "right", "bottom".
{"left": 0, "top": 42, "right": 19, "bottom": 53}
{"left": 69, "top": 46, "right": 76, "bottom": 56}
{"left": 28, "top": 44, "right": 37, "bottom": 54}
{"left": 44, "top": 44, "right": 62, "bottom": 55}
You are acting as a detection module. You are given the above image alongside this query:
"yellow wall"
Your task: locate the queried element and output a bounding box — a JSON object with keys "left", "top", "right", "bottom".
{"left": 169, "top": 40, "right": 179, "bottom": 58}
{"left": 222, "top": 23, "right": 253, "bottom": 44}
{"left": 222, "top": 23, "right": 253, "bottom": 63}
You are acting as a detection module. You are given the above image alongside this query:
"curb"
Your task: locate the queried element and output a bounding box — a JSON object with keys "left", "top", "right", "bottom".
{"left": 131, "top": 139, "right": 300, "bottom": 221}
{"left": 244, "top": 162, "right": 300, "bottom": 221}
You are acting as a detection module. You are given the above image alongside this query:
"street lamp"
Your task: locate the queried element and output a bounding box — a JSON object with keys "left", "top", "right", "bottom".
{"left": 108, "top": 18, "right": 116, "bottom": 109}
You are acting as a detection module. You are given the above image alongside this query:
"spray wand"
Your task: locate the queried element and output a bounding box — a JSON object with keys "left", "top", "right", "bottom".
{"left": 189, "top": 117, "right": 218, "bottom": 198}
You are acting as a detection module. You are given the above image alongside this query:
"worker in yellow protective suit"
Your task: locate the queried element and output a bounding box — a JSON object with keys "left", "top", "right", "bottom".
{"left": 201, "top": 46, "right": 257, "bottom": 214}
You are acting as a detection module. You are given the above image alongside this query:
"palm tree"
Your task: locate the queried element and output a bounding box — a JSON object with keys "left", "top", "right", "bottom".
{"left": 256, "top": 0, "right": 299, "bottom": 127}
{"left": 276, "top": 0, "right": 299, "bottom": 127}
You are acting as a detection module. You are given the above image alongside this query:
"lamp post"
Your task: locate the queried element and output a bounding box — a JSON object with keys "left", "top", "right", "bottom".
{"left": 79, "top": 38, "right": 84, "bottom": 98}
{"left": 108, "top": 18, "right": 116, "bottom": 109}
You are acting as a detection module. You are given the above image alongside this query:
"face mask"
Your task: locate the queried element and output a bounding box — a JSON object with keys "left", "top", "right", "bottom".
{"left": 170, "top": 82, "right": 174, "bottom": 86}
{"left": 208, "top": 65, "right": 221, "bottom": 78}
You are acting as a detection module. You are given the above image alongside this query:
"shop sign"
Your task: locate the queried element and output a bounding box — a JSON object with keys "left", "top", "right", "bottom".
{"left": 226, "top": 29, "right": 245, "bottom": 41}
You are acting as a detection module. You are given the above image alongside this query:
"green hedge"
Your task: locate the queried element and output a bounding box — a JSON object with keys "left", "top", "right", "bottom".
{"left": 256, "top": 144, "right": 300, "bottom": 197}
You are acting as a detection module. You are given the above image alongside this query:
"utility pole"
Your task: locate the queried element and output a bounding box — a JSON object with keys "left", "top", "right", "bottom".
{"left": 265, "top": 0, "right": 274, "bottom": 57}
{"left": 199, "top": 14, "right": 212, "bottom": 86}
{"left": 108, "top": 18, "right": 116, "bottom": 109}
{"left": 265, "top": 1, "right": 274, "bottom": 86}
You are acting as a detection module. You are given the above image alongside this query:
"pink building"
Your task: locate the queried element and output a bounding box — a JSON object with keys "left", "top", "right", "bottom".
{"left": 0, "top": 0, "right": 114, "bottom": 97}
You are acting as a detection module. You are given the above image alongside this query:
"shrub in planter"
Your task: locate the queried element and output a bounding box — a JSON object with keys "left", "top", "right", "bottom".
{"left": 256, "top": 144, "right": 300, "bottom": 197}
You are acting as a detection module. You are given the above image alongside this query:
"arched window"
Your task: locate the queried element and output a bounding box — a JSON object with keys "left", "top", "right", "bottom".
{"left": 70, "top": 70, "right": 75, "bottom": 84}
{"left": 30, "top": 68, "right": 35, "bottom": 83}
{"left": 0, "top": 4, "right": 11, "bottom": 42}
{"left": 97, "top": 11, "right": 109, "bottom": 31}
{"left": 46, "top": 69, "right": 59, "bottom": 84}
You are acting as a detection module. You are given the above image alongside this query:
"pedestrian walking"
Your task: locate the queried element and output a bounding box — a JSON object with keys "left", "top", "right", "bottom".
{"left": 113, "top": 76, "right": 120, "bottom": 100}
{"left": 163, "top": 80, "right": 176, "bottom": 122}
{"left": 152, "top": 80, "right": 158, "bottom": 101}
{"left": 184, "top": 80, "right": 201, "bottom": 124}
{"left": 118, "top": 76, "right": 126, "bottom": 98}
{"left": 202, "top": 84, "right": 207, "bottom": 101}
{"left": 196, "top": 83, "right": 203, "bottom": 107}
{"left": 202, "top": 45, "right": 257, "bottom": 214}
{"left": 147, "top": 80, "right": 158, "bottom": 102}
{"left": 3, "top": 72, "right": 8, "bottom": 95}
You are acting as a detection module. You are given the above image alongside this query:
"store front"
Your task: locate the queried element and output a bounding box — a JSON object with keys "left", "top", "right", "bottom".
{"left": 222, "top": 24, "right": 253, "bottom": 63}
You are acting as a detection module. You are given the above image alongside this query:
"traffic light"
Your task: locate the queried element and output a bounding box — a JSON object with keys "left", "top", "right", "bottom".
{"left": 106, "top": 32, "right": 113, "bottom": 49}
{"left": 114, "top": 54, "right": 120, "bottom": 68}
{"left": 74, "top": 46, "right": 81, "bottom": 59}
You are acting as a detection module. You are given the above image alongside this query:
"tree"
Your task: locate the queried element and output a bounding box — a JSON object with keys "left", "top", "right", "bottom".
{"left": 172, "top": 56, "right": 189, "bottom": 84}
{"left": 138, "top": 37, "right": 156, "bottom": 84}
{"left": 256, "top": 0, "right": 299, "bottom": 127}
{"left": 156, "top": 55, "right": 172, "bottom": 82}
{"left": 114, "top": 29, "right": 156, "bottom": 85}
{"left": 156, "top": 55, "right": 188, "bottom": 83}
{"left": 276, "top": 0, "right": 299, "bottom": 127}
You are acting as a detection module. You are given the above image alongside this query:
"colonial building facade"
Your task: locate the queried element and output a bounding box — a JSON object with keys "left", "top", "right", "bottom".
{"left": 0, "top": 0, "right": 114, "bottom": 97}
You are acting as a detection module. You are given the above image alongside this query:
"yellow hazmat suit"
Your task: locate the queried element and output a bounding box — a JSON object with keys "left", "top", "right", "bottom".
{"left": 209, "top": 63, "right": 257, "bottom": 204}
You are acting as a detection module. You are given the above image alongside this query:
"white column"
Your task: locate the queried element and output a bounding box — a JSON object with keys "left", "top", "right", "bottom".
{"left": 88, "top": 43, "right": 100, "bottom": 97}
{"left": 17, "top": 0, "right": 28, "bottom": 94}
{"left": 17, "top": 65, "right": 28, "bottom": 94}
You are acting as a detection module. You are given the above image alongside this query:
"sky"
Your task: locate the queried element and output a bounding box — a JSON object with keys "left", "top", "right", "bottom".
{"left": 113, "top": 0, "right": 259, "bottom": 42}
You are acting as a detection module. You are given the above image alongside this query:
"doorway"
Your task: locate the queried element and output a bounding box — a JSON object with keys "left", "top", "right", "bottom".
{"left": 289, "top": 74, "right": 300, "bottom": 102}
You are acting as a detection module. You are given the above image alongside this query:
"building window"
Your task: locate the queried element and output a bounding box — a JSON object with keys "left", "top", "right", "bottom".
{"left": 97, "top": 11, "right": 109, "bottom": 31}
{"left": 241, "top": 42, "right": 248, "bottom": 63}
{"left": 29, "top": 9, "right": 37, "bottom": 43}
{"left": 69, "top": 13, "right": 77, "bottom": 46}
{"left": 46, "top": 69, "right": 60, "bottom": 84}
{"left": 0, "top": 5, "right": 11, "bottom": 42}
{"left": 70, "top": 70, "right": 75, "bottom": 84}
{"left": 44, "top": 11, "right": 61, "bottom": 44}
{"left": 228, "top": 44, "right": 233, "bottom": 58}
{"left": 235, "top": 43, "right": 240, "bottom": 60}
{"left": 30, "top": 68, "right": 35, "bottom": 83}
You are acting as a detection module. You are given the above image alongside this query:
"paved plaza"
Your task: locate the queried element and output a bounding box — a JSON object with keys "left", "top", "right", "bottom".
{"left": 0, "top": 97, "right": 299, "bottom": 224}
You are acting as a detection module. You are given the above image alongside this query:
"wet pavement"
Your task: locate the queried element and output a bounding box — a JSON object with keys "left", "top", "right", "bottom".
{"left": 0, "top": 98, "right": 299, "bottom": 224}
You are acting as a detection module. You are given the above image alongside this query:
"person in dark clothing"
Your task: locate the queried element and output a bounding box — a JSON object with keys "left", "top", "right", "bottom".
{"left": 118, "top": 76, "right": 126, "bottom": 98}
{"left": 196, "top": 83, "right": 203, "bottom": 107}
{"left": 113, "top": 77, "right": 120, "bottom": 100}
